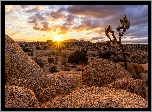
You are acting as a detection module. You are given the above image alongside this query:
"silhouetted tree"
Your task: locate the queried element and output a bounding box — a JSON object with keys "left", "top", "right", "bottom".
{"left": 105, "top": 15, "right": 130, "bottom": 70}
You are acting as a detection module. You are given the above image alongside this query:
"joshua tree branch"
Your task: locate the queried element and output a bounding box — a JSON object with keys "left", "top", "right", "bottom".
{"left": 104, "top": 15, "right": 130, "bottom": 70}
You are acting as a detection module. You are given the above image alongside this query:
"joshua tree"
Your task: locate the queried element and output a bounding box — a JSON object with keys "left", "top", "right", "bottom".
{"left": 105, "top": 14, "right": 130, "bottom": 70}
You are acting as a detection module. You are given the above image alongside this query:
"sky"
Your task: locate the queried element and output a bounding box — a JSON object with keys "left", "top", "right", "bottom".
{"left": 5, "top": 5, "right": 148, "bottom": 43}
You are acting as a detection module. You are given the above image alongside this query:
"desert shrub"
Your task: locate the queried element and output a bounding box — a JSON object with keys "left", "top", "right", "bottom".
{"left": 32, "top": 57, "right": 44, "bottom": 68}
{"left": 62, "top": 53, "right": 67, "bottom": 58}
{"left": 68, "top": 49, "right": 88, "bottom": 64}
{"left": 48, "top": 57, "right": 54, "bottom": 63}
{"left": 49, "top": 66, "right": 58, "bottom": 73}
{"left": 99, "top": 52, "right": 111, "bottom": 59}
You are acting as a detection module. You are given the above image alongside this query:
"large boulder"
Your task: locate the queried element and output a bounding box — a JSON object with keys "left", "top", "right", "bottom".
{"left": 5, "top": 34, "right": 48, "bottom": 87}
{"left": 5, "top": 85, "right": 40, "bottom": 108}
{"left": 5, "top": 78, "right": 43, "bottom": 103}
{"left": 39, "top": 72, "right": 82, "bottom": 104}
{"left": 82, "top": 58, "right": 132, "bottom": 87}
{"left": 41, "top": 86, "right": 148, "bottom": 108}
{"left": 106, "top": 78, "right": 148, "bottom": 100}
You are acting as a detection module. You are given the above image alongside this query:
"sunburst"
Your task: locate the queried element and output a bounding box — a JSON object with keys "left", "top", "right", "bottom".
{"left": 52, "top": 41, "right": 65, "bottom": 51}
{"left": 54, "top": 36, "right": 62, "bottom": 42}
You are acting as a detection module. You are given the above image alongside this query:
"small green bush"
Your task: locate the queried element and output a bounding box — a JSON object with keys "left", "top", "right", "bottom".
{"left": 118, "top": 62, "right": 124, "bottom": 67}
{"left": 5, "top": 54, "right": 11, "bottom": 65}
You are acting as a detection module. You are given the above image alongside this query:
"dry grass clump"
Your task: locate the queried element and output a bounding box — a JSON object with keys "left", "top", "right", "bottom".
{"left": 125, "top": 63, "right": 136, "bottom": 78}
{"left": 132, "top": 63, "right": 144, "bottom": 74}
{"left": 42, "top": 86, "right": 148, "bottom": 108}
{"left": 82, "top": 58, "right": 132, "bottom": 87}
{"left": 118, "top": 62, "right": 144, "bottom": 79}
{"left": 106, "top": 78, "right": 148, "bottom": 100}
{"left": 5, "top": 85, "right": 40, "bottom": 108}
{"left": 5, "top": 78, "right": 43, "bottom": 102}
{"left": 39, "top": 72, "right": 82, "bottom": 104}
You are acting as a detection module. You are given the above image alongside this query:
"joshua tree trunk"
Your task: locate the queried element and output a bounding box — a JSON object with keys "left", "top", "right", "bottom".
{"left": 119, "top": 44, "right": 127, "bottom": 70}
{"left": 104, "top": 15, "right": 130, "bottom": 70}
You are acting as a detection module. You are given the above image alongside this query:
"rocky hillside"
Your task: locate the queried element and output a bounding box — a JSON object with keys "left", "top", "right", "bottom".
{"left": 5, "top": 34, "right": 148, "bottom": 108}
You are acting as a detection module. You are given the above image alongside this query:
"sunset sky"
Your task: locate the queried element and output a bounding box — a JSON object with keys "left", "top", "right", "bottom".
{"left": 5, "top": 5, "right": 148, "bottom": 43}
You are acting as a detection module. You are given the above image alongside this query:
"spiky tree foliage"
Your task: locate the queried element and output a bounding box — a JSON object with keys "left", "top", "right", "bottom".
{"left": 105, "top": 15, "right": 130, "bottom": 70}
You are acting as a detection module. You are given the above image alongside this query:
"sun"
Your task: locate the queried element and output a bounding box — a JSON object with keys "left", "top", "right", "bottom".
{"left": 54, "top": 36, "right": 62, "bottom": 42}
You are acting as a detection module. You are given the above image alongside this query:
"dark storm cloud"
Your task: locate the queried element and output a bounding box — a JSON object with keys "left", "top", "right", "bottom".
{"left": 73, "top": 17, "right": 102, "bottom": 31}
{"left": 33, "top": 21, "right": 51, "bottom": 31}
{"left": 126, "top": 5, "right": 148, "bottom": 26}
{"left": 67, "top": 5, "right": 148, "bottom": 40}
{"left": 28, "top": 12, "right": 52, "bottom": 31}
{"left": 50, "top": 7, "right": 66, "bottom": 19}
{"left": 28, "top": 13, "right": 45, "bottom": 23}
{"left": 67, "top": 5, "right": 126, "bottom": 19}
{"left": 23, "top": 5, "right": 147, "bottom": 43}
{"left": 63, "top": 14, "right": 75, "bottom": 26}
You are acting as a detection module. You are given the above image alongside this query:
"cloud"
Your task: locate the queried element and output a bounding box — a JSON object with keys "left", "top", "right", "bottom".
{"left": 91, "top": 37, "right": 104, "bottom": 40}
{"left": 50, "top": 7, "right": 66, "bottom": 19}
{"left": 63, "top": 14, "right": 75, "bottom": 26}
{"left": 28, "top": 12, "right": 51, "bottom": 31}
{"left": 28, "top": 12, "right": 46, "bottom": 23}
{"left": 73, "top": 17, "right": 102, "bottom": 32}
{"left": 5, "top": 5, "right": 148, "bottom": 43}
{"left": 20, "top": 5, "right": 29, "bottom": 9}
{"left": 5, "top": 5, "right": 14, "bottom": 12}
{"left": 122, "top": 37, "right": 148, "bottom": 43}
{"left": 67, "top": 5, "right": 126, "bottom": 19}
{"left": 33, "top": 21, "right": 51, "bottom": 31}
{"left": 26, "top": 6, "right": 41, "bottom": 13}
{"left": 58, "top": 26, "right": 70, "bottom": 35}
